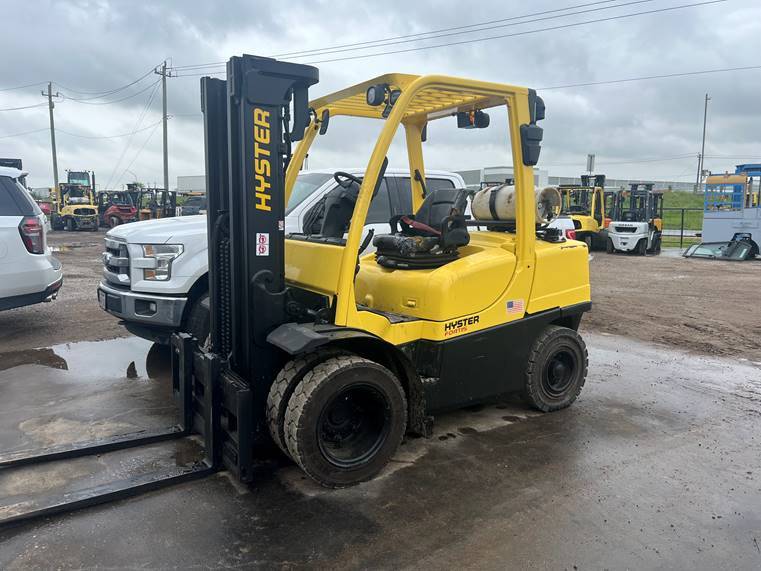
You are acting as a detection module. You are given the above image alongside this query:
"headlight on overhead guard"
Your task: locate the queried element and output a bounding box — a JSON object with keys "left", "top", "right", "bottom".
{"left": 142, "top": 244, "right": 183, "bottom": 281}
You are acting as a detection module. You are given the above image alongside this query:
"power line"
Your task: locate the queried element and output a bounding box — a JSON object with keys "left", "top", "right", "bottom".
{"left": 306, "top": 0, "right": 728, "bottom": 65}
{"left": 104, "top": 81, "right": 161, "bottom": 189}
{"left": 170, "top": 0, "right": 726, "bottom": 73}
{"left": 55, "top": 66, "right": 158, "bottom": 97}
{"left": 0, "top": 102, "right": 48, "bottom": 112}
{"left": 115, "top": 121, "right": 162, "bottom": 187}
{"left": 0, "top": 127, "right": 49, "bottom": 139}
{"left": 61, "top": 79, "right": 161, "bottom": 105}
{"left": 58, "top": 121, "right": 163, "bottom": 139}
{"left": 170, "top": 0, "right": 626, "bottom": 70}
{"left": 283, "top": 0, "right": 659, "bottom": 60}
{"left": 0, "top": 81, "right": 47, "bottom": 93}
{"left": 275, "top": 0, "right": 623, "bottom": 57}
{"left": 539, "top": 64, "right": 761, "bottom": 90}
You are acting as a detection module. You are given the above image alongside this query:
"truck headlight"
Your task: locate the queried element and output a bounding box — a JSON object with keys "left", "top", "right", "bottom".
{"left": 141, "top": 244, "right": 183, "bottom": 281}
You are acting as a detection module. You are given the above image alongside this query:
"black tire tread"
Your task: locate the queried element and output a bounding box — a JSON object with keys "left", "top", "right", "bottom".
{"left": 523, "top": 325, "right": 588, "bottom": 412}
{"left": 284, "top": 355, "right": 407, "bottom": 487}
{"left": 266, "top": 348, "right": 346, "bottom": 456}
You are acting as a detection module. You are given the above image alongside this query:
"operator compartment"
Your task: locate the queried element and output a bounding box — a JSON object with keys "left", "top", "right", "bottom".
{"left": 355, "top": 232, "right": 517, "bottom": 321}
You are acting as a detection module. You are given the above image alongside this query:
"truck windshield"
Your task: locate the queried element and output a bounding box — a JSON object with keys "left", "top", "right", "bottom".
{"left": 286, "top": 173, "right": 333, "bottom": 215}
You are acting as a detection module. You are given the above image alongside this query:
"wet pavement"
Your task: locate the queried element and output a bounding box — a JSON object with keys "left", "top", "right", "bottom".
{"left": 0, "top": 333, "right": 760, "bottom": 569}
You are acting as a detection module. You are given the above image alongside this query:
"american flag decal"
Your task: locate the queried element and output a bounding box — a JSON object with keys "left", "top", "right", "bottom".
{"left": 507, "top": 299, "right": 524, "bottom": 314}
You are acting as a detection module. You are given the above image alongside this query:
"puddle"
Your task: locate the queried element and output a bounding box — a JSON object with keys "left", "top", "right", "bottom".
{"left": 0, "top": 337, "right": 170, "bottom": 381}
{"left": 49, "top": 242, "right": 97, "bottom": 253}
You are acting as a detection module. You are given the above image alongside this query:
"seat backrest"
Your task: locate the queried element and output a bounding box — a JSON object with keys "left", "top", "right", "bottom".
{"left": 415, "top": 187, "right": 469, "bottom": 227}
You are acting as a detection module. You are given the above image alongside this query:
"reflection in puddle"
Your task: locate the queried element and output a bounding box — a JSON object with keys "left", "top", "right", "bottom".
{"left": 0, "top": 337, "right": 171, "bottom": 382}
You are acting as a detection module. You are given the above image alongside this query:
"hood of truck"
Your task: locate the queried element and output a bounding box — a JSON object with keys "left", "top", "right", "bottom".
{"left": 107, "top": 215, "right": 206, "bottom": 244}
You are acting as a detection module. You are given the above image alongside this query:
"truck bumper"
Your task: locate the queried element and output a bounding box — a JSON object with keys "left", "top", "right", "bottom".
{"left": 97, "top": 281, "right": 187, "bottom": 328}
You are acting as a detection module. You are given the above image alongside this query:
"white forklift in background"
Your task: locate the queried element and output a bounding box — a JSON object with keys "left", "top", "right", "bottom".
{"left": 607, "top": 183, "right": 663, "bottom": 255}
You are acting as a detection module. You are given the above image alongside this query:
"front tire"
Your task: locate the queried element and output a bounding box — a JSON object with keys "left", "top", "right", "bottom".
{"left": 606, "top": 238, "right": 614, "bottom": 254}
{"left": 184, "top": 293, "right": 209, "bottom": 344}
{"left": 284, "top": 355, "right": 407, "bottom": 488}
{"left": 267, "top": 348, "right": 347, "bottom": 456}
{"left": 636, "top": 238, "right": 647, "bottom": 255}
{"left": 65, "top": 218, "right": 74, "bottom": 232}
{"left": 522, "top": 325, "right": 588, "bottom": 412}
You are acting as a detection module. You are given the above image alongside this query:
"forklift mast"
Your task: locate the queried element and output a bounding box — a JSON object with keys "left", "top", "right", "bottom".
{"left": 202, "top": 56, "right": 319, "bottom": 396}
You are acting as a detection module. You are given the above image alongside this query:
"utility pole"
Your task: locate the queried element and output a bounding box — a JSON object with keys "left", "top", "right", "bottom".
{"left": 155, "top": 61, "right": 171, "bottom": 193}
{"left": 42, "top": 82, "right": 61, "bottom": 189}
{"left": 695, "top": 93, "right": 710, "bottom": 193}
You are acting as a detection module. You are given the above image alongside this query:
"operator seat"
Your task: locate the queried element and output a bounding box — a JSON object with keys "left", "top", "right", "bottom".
{"left": 373, "top": 187, "right": 471, "bottom": 269}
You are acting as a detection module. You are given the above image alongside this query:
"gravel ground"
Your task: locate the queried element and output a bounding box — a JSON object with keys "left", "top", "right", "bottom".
{"left": 1, "top": 232, "right": 760, "bottom": 360}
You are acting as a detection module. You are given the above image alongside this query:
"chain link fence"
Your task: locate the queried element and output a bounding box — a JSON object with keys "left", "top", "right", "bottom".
{"left": 661, "top": 207, "right": 703, "bottom": 248}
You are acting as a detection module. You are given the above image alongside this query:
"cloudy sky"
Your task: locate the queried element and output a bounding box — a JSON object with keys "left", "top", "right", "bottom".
{"left": 1, "top": 0, "right": 759, "bottom": 189}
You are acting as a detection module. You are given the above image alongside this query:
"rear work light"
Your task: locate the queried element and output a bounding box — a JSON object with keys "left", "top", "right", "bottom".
{"left": 565, "top": 229, "right": 577, "bottom": 241}
{"left": 19, "top": 216, "right": 44, "bottom": 254}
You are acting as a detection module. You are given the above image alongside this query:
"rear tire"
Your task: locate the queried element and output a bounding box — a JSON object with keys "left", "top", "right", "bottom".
{"left": 109, "top": 216, "right": 121, "bottom": 228}
{"left": 284, "top": 355, "right": 407, "bottom": 487}
{"left": 267, "top": 348, "right": 347, "bottom": 456}
{"left": 583, "top": 235, "right": 593, "bottom": 250}
{"left": 522, "top": 325, "right": 588, "bottom": 412}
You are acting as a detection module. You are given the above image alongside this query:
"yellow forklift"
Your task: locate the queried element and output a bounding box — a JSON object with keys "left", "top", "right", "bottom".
{"left": 50, "top": 170, "right": 99, "bottom": 231}
{"left": 558, "top": 174, "right": 612, "bottom": 250}
{"left": 1, "top": 55, "right": 591, "bottom": 524}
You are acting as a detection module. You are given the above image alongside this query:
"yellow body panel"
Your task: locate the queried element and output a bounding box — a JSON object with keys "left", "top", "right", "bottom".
{"left": 527, "top": 240, "right": 590, "bottom": 313}
{"left": 355, "top": 233, "right": 517, "bottom": 321}
{"left": 285, "top": 240, "right": 345, "bottom": 295}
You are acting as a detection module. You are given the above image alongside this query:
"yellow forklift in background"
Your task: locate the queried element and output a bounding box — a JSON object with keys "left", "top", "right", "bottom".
{"left": 1, "top": 55, "right": 592, "bottom": 525}
{"left": 558, "top": 174, "right": 612, "bottom": 250}
{"left": 50, "top": 170, "right": 99, "bottom": 231}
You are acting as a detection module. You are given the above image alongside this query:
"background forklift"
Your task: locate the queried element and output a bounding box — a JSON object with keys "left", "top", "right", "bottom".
{"left": 96, "top": 190, "right": 138, "bottom": 227}
{"left": 558, "top": 174, "right": 612, "bottom": 250}
{"left": 607, "top": 183, "right": 663, "bottom": 255}
{"left": 50, "top": 170, "right": 99, "bottom": 231}
{"left": 0, "top": 55, "right": 591, "bottom": 525}
{"left": 124, "top": 183, "right": 177, "bottom": 220}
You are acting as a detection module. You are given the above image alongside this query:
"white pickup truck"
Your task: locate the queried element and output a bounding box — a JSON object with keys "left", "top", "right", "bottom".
{"left": 98, "top": 168, "right": 465, "bottom": 343}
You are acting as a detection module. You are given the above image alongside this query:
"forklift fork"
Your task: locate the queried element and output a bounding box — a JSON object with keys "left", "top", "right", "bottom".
{"left": 0, "top": 335, "right": 227, "bottom": 529}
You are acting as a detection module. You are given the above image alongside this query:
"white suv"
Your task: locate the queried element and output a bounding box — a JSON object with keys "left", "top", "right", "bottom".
{"left": 0, "top": 166, "right": 63, "bottom": 311}
{"left": 98, "top": 168, "right": 465, "bottom": 343}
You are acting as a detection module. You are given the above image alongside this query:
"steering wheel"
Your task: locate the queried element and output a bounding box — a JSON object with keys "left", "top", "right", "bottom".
{"left": 334, "top": 171, "right": 362, "bottom": 189}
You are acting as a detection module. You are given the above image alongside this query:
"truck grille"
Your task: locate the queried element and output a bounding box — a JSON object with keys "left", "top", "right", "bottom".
{"left": 614, "top": 225, "right": 637, "bottom": 233}
{"left": 103, "top": 237, "right": 130, "bottom": 286}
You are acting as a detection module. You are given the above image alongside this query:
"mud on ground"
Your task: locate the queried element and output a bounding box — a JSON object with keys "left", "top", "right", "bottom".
{"left": 1, "top": 232, "right": 760, "bottom": 360}
{"left": 585, "top": 251, "right": 761, "bottom": 360}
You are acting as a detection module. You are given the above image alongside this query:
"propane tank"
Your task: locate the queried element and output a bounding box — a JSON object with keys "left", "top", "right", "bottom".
{"left": 471, "top": 184, "right": 561, "bottom": 223}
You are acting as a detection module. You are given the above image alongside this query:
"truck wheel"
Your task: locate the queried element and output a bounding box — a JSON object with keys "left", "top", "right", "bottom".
{"left": 522, "top": 325, "right": 588, "bottom": 412}
{"left": 184, "top": 293, "right": 209, "bottom": 345}
{"left": 606, "top": 238, "right": 614, "bottom": 254}
{"left": 284, "top": 355, "right": 407, "bottom": 487}
{"left": 267, "top": 348, "right": 347, "bottom": 456}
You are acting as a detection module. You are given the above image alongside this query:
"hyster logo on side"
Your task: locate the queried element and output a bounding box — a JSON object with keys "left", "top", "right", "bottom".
{"left": 444, "top": 315, "right": 479, "bottom": 337}
{"left": 253, "top": 108, "right": 271, "bottom": 212}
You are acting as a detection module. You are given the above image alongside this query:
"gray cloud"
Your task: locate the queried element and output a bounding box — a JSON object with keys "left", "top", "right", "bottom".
{"left": 1, "top": 0, "right": 759, "bottom": 189}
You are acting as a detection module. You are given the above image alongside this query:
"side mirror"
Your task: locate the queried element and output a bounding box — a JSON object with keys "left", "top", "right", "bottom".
{"left": 457, "top": 110, "right": 490, "bottom": 129}
{"left": 318, "top": 109, "right": 330, "bottom": 135}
